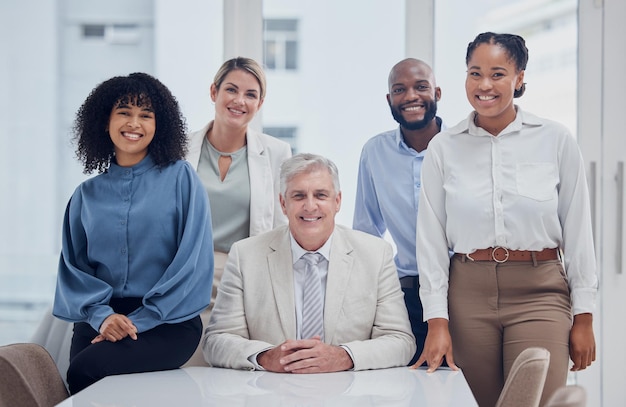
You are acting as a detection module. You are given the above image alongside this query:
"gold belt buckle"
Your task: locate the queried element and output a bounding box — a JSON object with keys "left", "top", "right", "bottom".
{"left": 491, "top": 247, "right": 509, "bottom": 263}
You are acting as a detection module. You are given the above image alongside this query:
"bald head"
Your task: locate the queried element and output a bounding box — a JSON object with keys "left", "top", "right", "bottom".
{"left": 386, "top": 58, "right": 441, "bottom": 133}
{"left": 388, "top": 58, "right": 436, "bottom": 90}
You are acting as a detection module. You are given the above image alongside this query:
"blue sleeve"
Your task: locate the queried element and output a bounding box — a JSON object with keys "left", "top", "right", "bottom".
{"left": 52, "top": 191, "right": 116, "bottom": 331}
{"left": 128, "top": 163, "right": 214, "bottom": 333}
{"left": 353, "top": 145, "right": 386, "bottom": 237}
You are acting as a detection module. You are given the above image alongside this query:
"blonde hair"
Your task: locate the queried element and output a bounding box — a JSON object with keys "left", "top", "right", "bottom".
{"left": 213, "top": 57, "right": 267, "bottom": 99}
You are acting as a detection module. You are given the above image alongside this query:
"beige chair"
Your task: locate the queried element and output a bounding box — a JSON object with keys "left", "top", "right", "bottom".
{"left": 544, "top": 385, "right": 587, "bottom": 407}
{"left": 495, "top": 347, "right": 551, "bottom": 407}
{"left": 0, "top": 343, "right": 69, "bottom": 407}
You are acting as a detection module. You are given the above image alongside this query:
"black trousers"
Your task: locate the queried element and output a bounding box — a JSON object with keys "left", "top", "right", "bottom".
{"left": 401, "top": 278, "right": 428, "bottom": 366}
{"left": 67, "top": 297, "right": 202, "bottom": 394}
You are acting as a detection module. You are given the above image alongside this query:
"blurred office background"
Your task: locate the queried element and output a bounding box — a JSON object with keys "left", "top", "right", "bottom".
{"left": 0, "top": 0, "right": 623, "bottom": 405}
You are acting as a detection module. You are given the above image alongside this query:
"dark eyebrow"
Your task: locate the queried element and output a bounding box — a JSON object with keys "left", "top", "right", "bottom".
{"left": 114, "top": 102, "right": 154, "bottom": 112}
{"left": 468, "top": 65, "right": 508, "bottom": 72}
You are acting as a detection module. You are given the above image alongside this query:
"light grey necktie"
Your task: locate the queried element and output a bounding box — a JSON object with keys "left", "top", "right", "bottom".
{"left": 301, "top": 252, "right": 325, "bottom": 341}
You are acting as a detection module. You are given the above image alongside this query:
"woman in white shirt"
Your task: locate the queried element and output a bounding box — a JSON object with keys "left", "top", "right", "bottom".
{"left": 186, "top": 57, "right": 292, "bottom": 324}
{"left": 413, "top": 32, "right": 597, "bottom": 407}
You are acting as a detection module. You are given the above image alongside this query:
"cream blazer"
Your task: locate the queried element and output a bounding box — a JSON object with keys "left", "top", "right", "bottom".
{"left": 202, "top": 225, "right": 416, "bottom": 371}
{"left": 186, "top": 121, "right": 292, "bottom": 237}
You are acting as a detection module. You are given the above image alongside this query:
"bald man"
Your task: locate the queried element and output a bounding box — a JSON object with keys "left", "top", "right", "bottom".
{"left": 353, "top": 58, "right": 444, "bottom": 365}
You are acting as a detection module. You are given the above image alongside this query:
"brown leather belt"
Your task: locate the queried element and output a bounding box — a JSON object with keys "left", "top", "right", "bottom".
{"left": 453, "top": 247, "right": 560, "bottom": 263}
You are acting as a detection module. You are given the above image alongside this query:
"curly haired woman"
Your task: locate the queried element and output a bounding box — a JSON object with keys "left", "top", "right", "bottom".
{"left": 53, "top": 72, "right": 214, "bottom": 394}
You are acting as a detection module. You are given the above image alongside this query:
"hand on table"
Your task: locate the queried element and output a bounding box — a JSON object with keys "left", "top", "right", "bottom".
{"left": 411, "top": 318, "right": 458, "bottom": 373}
{"left": 258, "top": 336, "right": 353, "bottom": 373}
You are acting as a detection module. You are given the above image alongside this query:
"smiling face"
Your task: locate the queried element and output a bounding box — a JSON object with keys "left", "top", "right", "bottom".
{"left": 211, "top": 69, "right": 264, "bottom": 130}
{"left": 465, "top": 42, "right": 525, "bottom": 135}
{"left": 107, "top": 99, "right": 156, "bottom": 166}
{"left": 387, "top": 59, "right": 440, "bottom": 131}
{"left": 280, "top": 167, "right": 342, "bottom": 251}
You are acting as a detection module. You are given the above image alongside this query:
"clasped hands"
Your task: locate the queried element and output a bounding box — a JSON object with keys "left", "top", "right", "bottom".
{"left": 258, "top": 336, "right": 354, "bottom": 373}
{"left": 91, "top": 313, "right": 138, "bottom": 344}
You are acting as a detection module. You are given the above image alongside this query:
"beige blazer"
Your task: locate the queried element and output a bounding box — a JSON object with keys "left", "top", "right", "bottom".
{"left": 186, "top": 121, "right": 292, "bottom": 236}
{"left": 202, "top": 225, "right": 416, "bottom": 371}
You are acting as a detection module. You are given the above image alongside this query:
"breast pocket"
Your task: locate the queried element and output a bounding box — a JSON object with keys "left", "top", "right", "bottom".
{"left": 516, "top": 162, "right": 558, "bottom": 201}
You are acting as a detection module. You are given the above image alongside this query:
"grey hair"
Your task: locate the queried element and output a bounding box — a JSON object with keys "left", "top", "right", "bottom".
{"left": 280, "top": 153, "right": 341, "bottom": 196}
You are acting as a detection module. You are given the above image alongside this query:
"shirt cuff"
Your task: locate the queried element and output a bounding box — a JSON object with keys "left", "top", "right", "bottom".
{"left": 248, "top": 346, "right": 274, "bottom": 370}
{"left": 339, "top": 345, "right": 356, "bottom": 371}
{"left": 570, "top": 288, "right": 597, "bottom": 315}
{"left": 420, "top": 293, "right": 449, "bottom": 321}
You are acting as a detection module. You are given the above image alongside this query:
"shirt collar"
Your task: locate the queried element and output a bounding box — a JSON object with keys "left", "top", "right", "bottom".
{"left": 108, "top": 154, "right": 157, "bottom": 176}
{"left": 289, "top": 231, "right": 333, "bottom": 265}
{"left": 394, "top": 116, "right": 444, "bottom": 153}
{"left": 461, "top": 105, "right": 542, "bottom": 137}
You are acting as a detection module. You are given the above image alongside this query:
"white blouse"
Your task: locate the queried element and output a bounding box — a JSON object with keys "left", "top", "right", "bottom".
{"left": 417, "top": 107, "right": 598, "bottom": 321}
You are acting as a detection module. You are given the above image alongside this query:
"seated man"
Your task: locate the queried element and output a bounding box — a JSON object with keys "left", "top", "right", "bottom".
{"left": 202, "top": 153, "right": 415, "bottom": 373}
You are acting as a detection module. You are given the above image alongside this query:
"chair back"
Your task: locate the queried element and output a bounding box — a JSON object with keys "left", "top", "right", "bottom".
{"left": 30, "top": 309, "right": 73, "bottom": 385}
{"left": 495, "top": 347, "right": 551, "bottom": 407}
{"left": 545, "top": 385, "right": 587, "bottom": 407}
{"left": 0, "top": 343, "right": 69, "bottom": 407}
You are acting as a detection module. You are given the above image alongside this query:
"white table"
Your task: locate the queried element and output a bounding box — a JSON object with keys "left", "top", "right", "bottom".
{"left": 56, "top": 366, "right": 477, "bottom": 406}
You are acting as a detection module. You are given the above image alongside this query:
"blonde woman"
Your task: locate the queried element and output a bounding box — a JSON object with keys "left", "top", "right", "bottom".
{"left": 187, "top": 57, "right": 292, "bottom": 313}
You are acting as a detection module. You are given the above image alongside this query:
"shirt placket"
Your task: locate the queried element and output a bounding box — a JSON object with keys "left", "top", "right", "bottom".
{"left": 491, "top": 138, "right": 506, "bottom": 247}
{"left": 120, "top": 169, "right": 132, "bottom": 289}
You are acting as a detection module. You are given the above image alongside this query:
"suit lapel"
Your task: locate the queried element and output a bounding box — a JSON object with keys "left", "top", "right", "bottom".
{"left": 267, "top": 229, "right": 297, "bottom": 339}
{"left": 323, "top": 227, "right": 354, "bottom": 343}
{"left": 247, "top": 129, "right": 274, "bottom": 236}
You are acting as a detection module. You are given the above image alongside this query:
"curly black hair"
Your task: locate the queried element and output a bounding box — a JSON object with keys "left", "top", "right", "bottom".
{"left": 466, "top": 32, "right": 529, "bottom": 98}
{"left": 73, "top": 72, "right": 188, "bottom": 174}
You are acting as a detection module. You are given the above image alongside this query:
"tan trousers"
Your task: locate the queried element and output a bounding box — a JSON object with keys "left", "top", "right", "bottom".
{"left": 182, "top": 251, "right": 228, "bottom": 367}
{"left": 448, "top": 257, "right": 572, "bottom": 407}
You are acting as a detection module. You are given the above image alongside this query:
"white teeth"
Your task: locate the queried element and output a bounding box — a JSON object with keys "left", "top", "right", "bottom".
{"left": 303, "top": 217, "right": 319, "bottom": 222}
{"left": 403, "top": 106, "right": 423, "bottom": 111}
{"left": 229, "top": 108, "right": 244, "bottom": 115}
{"left": 123, "top": 132, "right": 141, "bottom": 140}
{"left": 478, "top": 95, "right": 495, "bottom": 101}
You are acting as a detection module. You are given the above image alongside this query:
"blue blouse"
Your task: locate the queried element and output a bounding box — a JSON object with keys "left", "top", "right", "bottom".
{"left": 53, "top": 155, "right": 214, "bottom": 333}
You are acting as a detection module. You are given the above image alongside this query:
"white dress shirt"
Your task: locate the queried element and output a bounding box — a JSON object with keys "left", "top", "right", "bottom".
{"left": 417, "top": 107, "right": 598, "bottom": 321}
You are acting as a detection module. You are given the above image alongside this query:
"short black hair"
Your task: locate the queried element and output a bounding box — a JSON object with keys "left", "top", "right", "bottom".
{"left": 466, "top": 32, "right": 529, "bottom": 98}
{"left": 73, "top": 72, "right": 187, "bottom": 174}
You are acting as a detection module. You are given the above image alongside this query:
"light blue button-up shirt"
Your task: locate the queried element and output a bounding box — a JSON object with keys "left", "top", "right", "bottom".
{"left": 353, "top": 121, "right": 442, "bottom": 279}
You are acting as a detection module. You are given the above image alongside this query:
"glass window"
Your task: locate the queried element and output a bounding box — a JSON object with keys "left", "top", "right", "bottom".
{"left": 263, "top": 18, "right": 299, "bottom": 71}
{"left": 82, "top": 24, "right": 105, "bottom": 38}
{"left": 263, "top": 126, "right": 297, "bottom": 153}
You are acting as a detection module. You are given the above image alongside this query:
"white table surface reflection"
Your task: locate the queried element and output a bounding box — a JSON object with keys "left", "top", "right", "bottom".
{"left": 56, "top": 366, "right": 477, "bottom": 406}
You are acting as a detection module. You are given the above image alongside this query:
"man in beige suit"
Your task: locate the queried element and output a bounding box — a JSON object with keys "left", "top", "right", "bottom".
{"left": 202, "top": 153, "right": 415, "bottom": 372}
